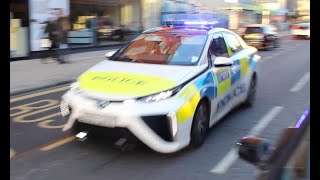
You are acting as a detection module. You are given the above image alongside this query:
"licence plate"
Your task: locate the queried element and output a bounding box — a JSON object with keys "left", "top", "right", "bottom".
{"left": 78, "top": 113, "right": 117, "bottom": 127}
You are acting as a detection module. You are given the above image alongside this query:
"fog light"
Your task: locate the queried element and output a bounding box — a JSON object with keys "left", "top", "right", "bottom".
{"left": 167, "top": 112, "right": 178, "bottom": 137}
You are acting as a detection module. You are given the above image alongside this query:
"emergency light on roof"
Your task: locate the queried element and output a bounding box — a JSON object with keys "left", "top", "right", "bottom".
{"left": 164, "top": 20, "right": 219, "bottom": 26}
{"left": 184, "top": 21, "right": 219, "bottom": 25}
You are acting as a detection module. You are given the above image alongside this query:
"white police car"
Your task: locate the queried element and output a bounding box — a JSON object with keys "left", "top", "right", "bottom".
{"left": 60, "top": 21, "right": 261, "bottom": 153}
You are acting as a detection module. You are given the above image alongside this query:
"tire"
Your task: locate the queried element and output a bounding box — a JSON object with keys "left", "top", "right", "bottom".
{"left": 243, "top": 74, "right": 257, "bottom": 107}
{"left": 190, "top": 100, "right": 210, "bottom": 148}
{"left": 266, "top": 41, "right": 274, "bottom": 51}
{"left": 274, "top": 39, "right": 280, "bottom": 48}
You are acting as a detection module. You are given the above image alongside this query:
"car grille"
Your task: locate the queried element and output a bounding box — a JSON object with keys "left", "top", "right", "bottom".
{"left": 141, "top": 115, "right": 173, "bottom": 142}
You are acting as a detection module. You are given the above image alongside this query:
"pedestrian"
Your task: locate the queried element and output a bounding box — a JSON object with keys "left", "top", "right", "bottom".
{"left": 44, "top": 8, "right": 70, "bottom": 64}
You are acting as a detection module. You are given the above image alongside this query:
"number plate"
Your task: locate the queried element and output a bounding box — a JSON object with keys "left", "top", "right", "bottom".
{"left": 78, "top": 113, "right": 117, "bottom": 127}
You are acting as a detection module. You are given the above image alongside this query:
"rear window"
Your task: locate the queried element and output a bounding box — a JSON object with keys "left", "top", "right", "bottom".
{"left": 245, "top": 27, "right": 263, "bottom": 34}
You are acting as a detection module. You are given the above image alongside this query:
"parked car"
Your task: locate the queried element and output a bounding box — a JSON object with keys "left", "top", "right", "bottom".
{"left": 97, "top": 17, "right": 124, "bottom": 41}
{"left": 239, "top": 24, "right": 280, "bottom": 51}
{"left": 291, "top": 23, "right": 310, "bottom": 39}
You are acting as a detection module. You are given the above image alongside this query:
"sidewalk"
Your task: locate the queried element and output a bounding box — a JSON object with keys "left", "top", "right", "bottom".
{"left": 10, "top": 49, "right": 115, "bottom": 95}
{"left": 10, "top": 30, "right": 292, "bottom": 95}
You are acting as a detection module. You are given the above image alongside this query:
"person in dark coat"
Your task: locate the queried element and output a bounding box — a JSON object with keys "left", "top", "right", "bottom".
{"left": 44, "top": 9, "right": 70, "bottom": 64}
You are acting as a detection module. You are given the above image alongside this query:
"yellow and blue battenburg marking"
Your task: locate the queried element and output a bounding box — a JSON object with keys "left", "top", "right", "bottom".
{"left": 176, "top": 71, "right": 218, "bottom": 123}
{"left": 213, "top": 68, "right": 231, "bottom": 97}
{"left": 230, "top": 60, "right": 241, "bottom": 85}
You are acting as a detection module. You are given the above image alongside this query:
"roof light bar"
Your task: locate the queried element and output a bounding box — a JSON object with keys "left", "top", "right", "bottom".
{"left": 183, "top": 21, "right": 218, "bottom": 25}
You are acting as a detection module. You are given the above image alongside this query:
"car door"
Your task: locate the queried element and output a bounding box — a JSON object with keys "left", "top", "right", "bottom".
{"left": 222, "top": 32, "right": 250, "bottom": 106}
{"left": 207, "top": 32, "right": 233, "bottom": 120}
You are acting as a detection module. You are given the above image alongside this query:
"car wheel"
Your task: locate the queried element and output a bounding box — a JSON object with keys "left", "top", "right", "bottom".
{"left": 266, "top": 41, "right": 274, "bottom": 51}
{"left": 243, "top": 74, "right": 257, "bottom": 107}
{"left": 190, "top": 100, "right": 210, "bottom": 148}
{"left": 274, "top": 39, "right": 280, "bottom": 48}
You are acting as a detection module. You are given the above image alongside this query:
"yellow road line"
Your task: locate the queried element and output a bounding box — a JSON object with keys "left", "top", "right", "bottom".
{"left": 10, "top": 86, "right": 69, "bottom": 103}
{"left": 10, "top": 148, "right": 16, "bottom": 158}
{"left": 40, "top": 136, "right": 76, "bottom": 151}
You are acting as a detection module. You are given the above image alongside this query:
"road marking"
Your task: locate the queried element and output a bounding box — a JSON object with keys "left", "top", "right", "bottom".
{"left": 10, "top": 99, "right": 58, "bottom": 117}
{"left": 290, "top": 72, "right": 310, "bottom": 92}
{"left": 10, "top": 86, "right": 69, "bottom": 103}
{"left": 40, "top": 135, "right": 76, "bottom": 151}
{"left": 10, "top": 148, "right": 16, "bottom": 158}
{"left": 264, "top": 56, "right": 272, "bottom": 60}
{"left": 210, "top": 106, "right": 283, "bottom": 174}
{"left": 13, "top": 105, "right": 60, "bottom": 123}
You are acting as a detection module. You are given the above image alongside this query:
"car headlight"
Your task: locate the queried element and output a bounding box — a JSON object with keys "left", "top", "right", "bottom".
{"left": 138, "top": 85, "right": 182, "bottom": 103}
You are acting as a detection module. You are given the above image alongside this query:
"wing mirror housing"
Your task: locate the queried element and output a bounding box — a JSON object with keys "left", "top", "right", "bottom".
{"left": 105, "top": 50, "right": 117, "bottom": 58}
{"left": 213, "top": 57, "right": 233, "bottom": 67}
{"left": 237, "top": 136, "right": 272, "bottom": 167}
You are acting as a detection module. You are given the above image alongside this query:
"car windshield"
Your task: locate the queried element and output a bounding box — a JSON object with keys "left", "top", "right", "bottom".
{"left": 245, "top": 27, "right": 263, "bottom": 34}
{"left": 110, "top": 31, "right": 208, "bottom": 65}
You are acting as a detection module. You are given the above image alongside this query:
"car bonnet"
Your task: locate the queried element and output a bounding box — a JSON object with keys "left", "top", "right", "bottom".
{"left": 77, "top": 60, "right": 198, "bottom": 100}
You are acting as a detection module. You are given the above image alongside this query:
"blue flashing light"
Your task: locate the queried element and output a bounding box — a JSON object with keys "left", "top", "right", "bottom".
{"left": 184, "top": 21, "right": 219, "bottom": 25}
{"left": 295, "top": 107, "right": 310, "bottom": 128}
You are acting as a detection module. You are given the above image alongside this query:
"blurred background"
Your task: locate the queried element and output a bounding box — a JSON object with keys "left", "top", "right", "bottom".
{"left": 10, "top": 0, "right": 310, "bottom": 59}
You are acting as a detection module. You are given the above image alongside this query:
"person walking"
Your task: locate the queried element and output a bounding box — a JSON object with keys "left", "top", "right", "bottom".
{"left": 44, "top": 8, "right": 70, "bottom": 64}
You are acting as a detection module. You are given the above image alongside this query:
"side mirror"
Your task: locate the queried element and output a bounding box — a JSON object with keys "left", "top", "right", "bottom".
{"left": 237, "top": 136, "right": 272, "bottom": 166}
{"left": 105, "top": 50, "right": 116, "bottom": 58}
{"left": 213, "top": 57, "right": 233, "bottom": 67}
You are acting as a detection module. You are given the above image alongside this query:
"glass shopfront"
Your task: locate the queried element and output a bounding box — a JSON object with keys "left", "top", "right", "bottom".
{"left": 10, "top": 0, "right": 30, "bottom": 58}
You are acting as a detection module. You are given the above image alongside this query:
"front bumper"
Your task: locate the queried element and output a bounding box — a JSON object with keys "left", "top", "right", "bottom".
{"left": 61, "top": 90, "right": 193, "bottom": 153}
{"left": 98, "top": 32, "right": 113, "bottom": 39}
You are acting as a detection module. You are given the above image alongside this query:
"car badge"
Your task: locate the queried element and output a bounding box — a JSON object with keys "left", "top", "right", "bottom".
{"left": 96, "top": 100, "right": 110, "bottom": 108}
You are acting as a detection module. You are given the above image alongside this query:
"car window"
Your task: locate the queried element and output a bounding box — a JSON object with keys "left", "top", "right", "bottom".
{"left": 245, "top": 27, "right": 263, "bottom": 34}
{"left": 111, "top": 32, "right": 208, "bottom": 65}
{"left": 208, "top": 33, "right": 229, "bottom": 61}
{"left": 223, "top": 32, "right": 243, "bottom": 55}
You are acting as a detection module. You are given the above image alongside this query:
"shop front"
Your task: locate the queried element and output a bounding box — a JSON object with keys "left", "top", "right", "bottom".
{"left": 28, "top": 0, "right": 70, "bottom": 52}
{"left": 66, "top": 0, "right": 140, "bottom": 46}
{"left": 10, "top": 0, "right": 30, "bottom": 58}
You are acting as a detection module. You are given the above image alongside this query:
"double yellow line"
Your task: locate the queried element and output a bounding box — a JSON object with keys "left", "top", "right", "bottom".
{"left": 10, "top": 86, "right": 69, "bottom": 103}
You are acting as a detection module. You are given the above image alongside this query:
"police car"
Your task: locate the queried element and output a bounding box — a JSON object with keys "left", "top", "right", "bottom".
{"left": 60, "top": 21, "right": 261, "bottom": 153}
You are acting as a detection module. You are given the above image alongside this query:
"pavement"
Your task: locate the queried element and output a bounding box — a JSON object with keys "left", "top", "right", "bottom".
{"left": 10, "top": 30, "right": 292, "bottom": 95}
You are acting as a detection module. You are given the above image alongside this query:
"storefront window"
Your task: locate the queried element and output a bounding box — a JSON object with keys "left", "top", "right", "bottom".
{"left": 10, "top": 2, "right": 30, "bottom": 58}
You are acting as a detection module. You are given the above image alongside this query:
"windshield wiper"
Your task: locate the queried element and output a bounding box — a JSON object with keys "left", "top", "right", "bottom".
{"left": 120, "top": 56, "right": 134, "bottom": 62}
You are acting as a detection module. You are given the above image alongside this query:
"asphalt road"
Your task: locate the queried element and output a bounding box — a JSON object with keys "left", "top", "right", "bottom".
{"left": 10, "top": 37, "right": 310, "bottom": 180}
